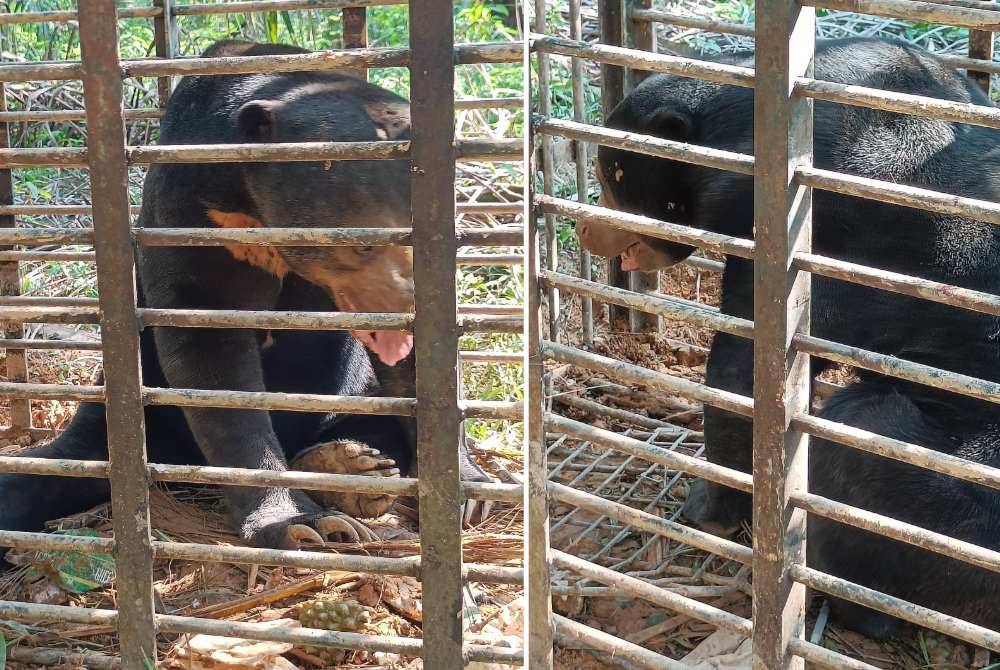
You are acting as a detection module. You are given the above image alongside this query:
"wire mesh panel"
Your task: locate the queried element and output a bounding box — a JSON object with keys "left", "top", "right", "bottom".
{"left": 0, "top": 1, "right": 525, "bottom": 667}
{"left": 530, "top": 0, "right": 1000, "bottom": 667}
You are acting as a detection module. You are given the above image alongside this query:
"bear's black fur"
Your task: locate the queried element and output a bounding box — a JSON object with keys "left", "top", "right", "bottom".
{"left": 588, "top": 37, "right": 1000, "bottom": 637}
{"left": 0, "top": 40, "right": 489, "bottom": 552}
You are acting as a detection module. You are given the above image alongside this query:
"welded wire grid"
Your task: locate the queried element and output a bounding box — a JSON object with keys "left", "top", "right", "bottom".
{"left": 0, "top": 1, "right": 525, "bottom": 668}
{"left": 529, "top": 0, "right": 1000, "bottom": 667}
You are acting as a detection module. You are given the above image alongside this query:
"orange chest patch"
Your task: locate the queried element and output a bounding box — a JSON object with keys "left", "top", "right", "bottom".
{"left": 206, "top": 209, "right": 289, "bottom": 279}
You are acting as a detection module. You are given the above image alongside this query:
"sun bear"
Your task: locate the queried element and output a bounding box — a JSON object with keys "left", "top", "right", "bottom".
{"left": 0, "top": 40, "right": 490, "bottom": 552}
{"left": 582, "top": 37, "right": 1000, "bottom": 637}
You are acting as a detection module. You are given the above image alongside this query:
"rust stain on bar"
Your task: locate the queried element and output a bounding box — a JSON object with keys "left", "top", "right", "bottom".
{"left": 79, "top": 3, "right": 158, "bottom": 664}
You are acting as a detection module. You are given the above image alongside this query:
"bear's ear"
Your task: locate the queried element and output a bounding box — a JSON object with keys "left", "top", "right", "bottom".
{"left": 640, "top": 106, "right": 693, "bottom": 141}
{"left": 236, "top": 100, "right": 283, "bottom": 142}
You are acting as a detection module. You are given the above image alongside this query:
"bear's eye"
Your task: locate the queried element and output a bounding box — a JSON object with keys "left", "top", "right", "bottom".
{"left": 354, "top": 246, "right": 376, "bottom": 256}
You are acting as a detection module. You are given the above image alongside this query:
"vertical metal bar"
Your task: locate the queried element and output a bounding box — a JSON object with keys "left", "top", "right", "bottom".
{"left": 968, "top": 30, "right": 993, "bottom": 95}
{"left": 598, "top": 0, "right": 629, "bottom": 328}
{"left": 408, "top": 1, "right": 463, "bottom": 666}
{"left": 79, "top": 3, "right": 157, "bottom": 665}
{"left": 342, "top": 7, "right": 369, "bottom": 81}
{"left": 569, "top": 0, "right": 593, "bottom": 345}
{"left": 0, "top": 83, "right": 30, "bottom": 434}
{"left": 153, "top": 0, "right": 177, "bottom": 107}
{"left": 624, "top": 0, "right": 659, "bottom": 334}
{"left": 535, "top": 0, "right": 560, "bottom": 342}
{"left": 526, "top": 70, "right": 555, "bottom": 670}
{"left": 752, "top": 1, "right": 814, "bottom": 668}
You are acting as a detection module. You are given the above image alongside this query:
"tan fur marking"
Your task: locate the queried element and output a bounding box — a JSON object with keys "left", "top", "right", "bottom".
{"left": 206, "top": 209, "right": 289, "bottom": 279}
{"left": 363, "top": 100, "right": 411, "bottom": 139}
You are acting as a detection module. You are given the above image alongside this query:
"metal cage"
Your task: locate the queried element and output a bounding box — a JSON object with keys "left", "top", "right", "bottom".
{"left": 0, "top": 1, "right": 525, "bottom": 667}
{"left": 528, "top": 0, "right": 1000, "bottom": 667}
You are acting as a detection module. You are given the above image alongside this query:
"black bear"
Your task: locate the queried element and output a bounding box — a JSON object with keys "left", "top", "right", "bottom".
{"left": 580, "top": 37, "right": 1000, "bottom": 637}
{"left": 0, "top": 40, "right": 490, "bottom": 552}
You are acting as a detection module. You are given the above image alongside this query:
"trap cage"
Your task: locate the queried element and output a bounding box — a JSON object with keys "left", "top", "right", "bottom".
{"left": 0, "top": 1, "right": 525, "bottom": 668}
{"left": 528, "top": 0, "right": 1000, "bottom": 668}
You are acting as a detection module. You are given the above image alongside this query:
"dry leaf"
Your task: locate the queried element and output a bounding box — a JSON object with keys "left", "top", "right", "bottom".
{"left": 358, "top": 575, "right": 423, "bottom": 622}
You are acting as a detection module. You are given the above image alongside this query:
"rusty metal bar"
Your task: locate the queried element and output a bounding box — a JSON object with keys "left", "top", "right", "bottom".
{"left": 554, "top": 550, "right": 753, "bottom": 635}
{"left": 0, "top": 229, "right": 93, "bottom": 245}
{"left": 531, "top": 34, "right": 755, "bottom": 87}
{"left": 629, "top": 7, "right": 755, "bottom": 36}
{"left": 0, "top": 43, "right": 521, "bottom": 84}
{"left": 0, "top": 251, "right": 95, "bottom": 262}
{"left": 8, "top": 647, "right": 120, "bottom": 670}
{"left": 526, "top": 67, "right": 554, "bottom": 667}
{"left": 0, "top": 338, "right": 99, "bottom": 350}
{"left": 547, "top": 413, "right": 753, "bottom": 492}
{"left": 0, "top": 81, "right": 29, "bottom": 434}
{"left": 538, "top": 195, "right": 755, "bottom": 259}
{"left": 791, "top": 490, "right": 1000, "bottom": 574}
{"left": 534, "top": 0, "right": 560, "bottom": 342}
{"left": 79, "top": 3, "right": 157, "bottom": 664}
{"left": 0, "top": 109, "right": 161, "bottom": 122}
{"left": 798, "top": 165, "right": 1000, "bottom": 226}
{"left": 144, "top": 387, "right": 415, "bottom": 414}
{"left": 456, "top": 253, "right": 522, "bottom": 265}
{"left": 792, "top": 413, "right": 1000, "bottom": 492}
{"left": 751, "top": 6, "right": 814, "bottom": 667}
{"left": 549, "top": 481, "right": 752, "bottom": 563}
{"left": 791, "top": 565, "right": 1000, "bottom": 653}
{"left": 408, "top": 0, "right": 464, "bottom": 664}
{"left": 138, "top": 308, "right": 410, "bottom": 330}
{"left": 542, "top": 270, "right": 753, "bottom": 338}
{"left": 567, "top": 0, "right": 593, "bottom": 345}
{"left": 968, "top": 27, "right": 994, "bottom": 94}
{"left": 552, "top": 615, "right": 685, "bottom": 670}
{"left": 535, "top": 118, "right": 755, "bottom": 174}
{"left": 0, "top": 6, "right": 162, "bottom": 25}
{"left": 341, "top": 5, "right": 369, "bottom": 81}
{"left": 153, "top": 0, "right": 177, "bottom": 106}
{"left": 802, "top": 0, "right": 1000, "bottom": 30}
{"left": 173, "top": 0, "right": 402, "bottom": 16}
{"left": 456, "top": 96, "right": 524, "bottom": 110}
{"left": 624, "top": 0, "right": 660, "bottom": 334}
{"left": 543, "top": 340, "right": 754, "bottom": 418}
{"left": 596, "top": 0, "right": 629, "bottom": 326}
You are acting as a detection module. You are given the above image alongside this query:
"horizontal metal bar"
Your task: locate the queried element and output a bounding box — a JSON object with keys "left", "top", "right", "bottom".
{"left": 0, "top": 205, "right": 139, "bottom": 217}
{"left": 456, "top": 97, "right": 524, "bottom": 110}
{"left": 0, "top": 455, "right": 108, "bottom": 477}
{"left": 553, "top": 550, "right": 753, "bottom": 636}
{"left": 460, "top": 350, "right": 523, "bottom": 362}
{"left": 455, "top": 139, "right": 523, "bottom": 162}
{"left": 0, "top": 338, "right": 98, "bottom": 350}
{"left": 802, "top": 0, "right": 1000, "bottom": 30}
{"left": 172, "top": 0, "right": 402, "bottom": 17}
{"left": 549, "top": 481, "right": 752, "bottom": 564}
{"left": 629, "top": 7, "right": 755, "bottom": 36}
{"left": 0, "top": 6, "right": 161, "bottom": 25}
{"left": 461, "top": 400, "right": 523, "bottom": 420}
{"left": 0, "top": 600, "right": 116, "bottom": 625}
{"left": 138, "top": 308, "right": 412, "bottom": 330}
{"left": 129, "top": 141, "right": 409, "bottom": 164}
{"left": 456, "top": 253, "right": 523, "bottom": 265}
{"left": 0, "top": 229, "right": 94, "bottom": 245}
{"left": 530, "top": 34, "right": 755, "bottom": 88}
{"left": 537, "top": 195, "right": 755, "bottom": 260}
{"left": 456, "top": 202, "right": 523, "bottom": 215}
{"left": 0, "top": 529, "right": 113, "bottom": 553}
{"left": 0, "top": 108, "right": 161, "bottom": 123}
{"left": 124, "top": 42, "right": 521, "bottom": 78}
{"left": 795, "top": 333, "right": 1000, "bottom": 407}
{"left": 0, "top": 295, "right": 96, "bottom": 306}
{"left": 794, "top": 251, "right": 1000, "bottom": 318}
{"left": 144, "top": 387, "right": 416, "bottom": 415}
{"left": 8, "top": 647, "right": 120, "bottom": 670}
{"left": 459, "top": 314, "right": 522, "bottom": 333}
{"left": 0, "top": 250, "right": 95, "bottom": 262}
{"left": 795, "top": 77, "right": 1000, "bottom": 130}
{"left": 0, "top": 381, "right": 102, "bottom": 400}
{"left": 138, "top": 226, "right": 412, "bottom": 246}
{"left": 792, "top": 413, "right": 1000, "bottom": 492}
{"left": 791, "top": 490, "right": 1000, "bottom": 574}
{"left": 153, "top": 541, "right": 421, "bottom": 575}
{"left": 543, "top": 270, "right": 751, "bottom": 338}
{"left": 535, "top": 117, "right": 755, "bottom": 175}
{"left": 543, "top": 340, "right": 754, "bottom": 418}
{"left": 546, "top": 413, "right": 753, "bottom": 493}
{"left": 0, "top": 43, "right": 521, "bottom": 83}
{"left": 791, "top": 565, "right": 1000, "bottom": 652}
{"left": 158, "top": 615, "right": 523, "bottom": 664}
{"left": 456, "top": 226, "right": 523, "bottom": 246}
{"left": 797, "top": 166, "right": 1000, "bottom": 227}
{"left": 552, "top": 615, "right": 684, "bottom": 670}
